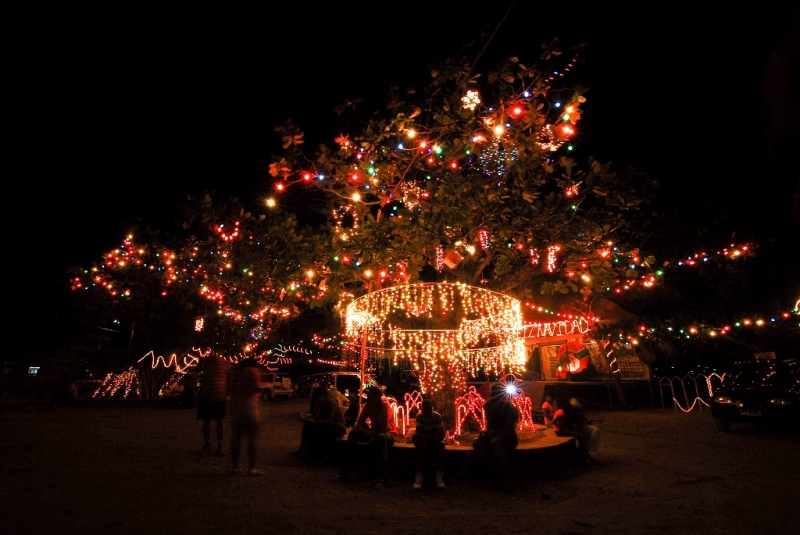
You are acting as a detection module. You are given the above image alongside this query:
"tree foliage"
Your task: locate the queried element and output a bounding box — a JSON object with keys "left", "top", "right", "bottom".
{"left": 272, "top": 47, "right": 658, "bottom": 306}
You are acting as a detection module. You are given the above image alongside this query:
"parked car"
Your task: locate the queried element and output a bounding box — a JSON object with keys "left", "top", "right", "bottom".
{"left": 259, "top": 372, "right": 293, "bottom": 401}
{"left": 710, "top": 357, "right": 800, "bottom": 432}
{"left": 309, "top": 372, "right": 364, "bottom": 411}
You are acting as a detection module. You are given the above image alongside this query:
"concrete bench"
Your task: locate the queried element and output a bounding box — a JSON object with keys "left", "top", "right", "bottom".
{"left": 335, "top": 428, "right": 577, "bottom": 481}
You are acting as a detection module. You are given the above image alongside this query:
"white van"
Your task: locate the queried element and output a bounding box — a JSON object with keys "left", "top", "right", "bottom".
{"left": 259, "top": 372, "right": 293, "bottom": 401}
{"left": 311, "top": 372, "right": 364, "bottom": 411}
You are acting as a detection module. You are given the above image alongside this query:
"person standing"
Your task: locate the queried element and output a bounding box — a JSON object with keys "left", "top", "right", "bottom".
{"left": 337, "top": 386, "right": 397, "bottom": 489}
{"left": 229, "top": 358, "right": 263, "bottom": 475}
{"left": 412, "top": 397, "right": 446, "bottom": 490}
{"left": 196, "top": 353, "right": 232, "bottom": 456}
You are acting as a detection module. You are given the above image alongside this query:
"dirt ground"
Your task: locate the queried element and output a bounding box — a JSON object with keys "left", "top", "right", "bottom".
{"left": 1, "top": 396, "right": 799, "bottom": 535}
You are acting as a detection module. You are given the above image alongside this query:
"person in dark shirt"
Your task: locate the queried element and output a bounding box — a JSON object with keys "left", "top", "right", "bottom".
{"left": 196, "top": 354, "right": 232, "bottom": 456}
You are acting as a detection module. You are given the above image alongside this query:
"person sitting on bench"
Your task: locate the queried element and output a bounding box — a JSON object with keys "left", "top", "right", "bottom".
{"left": 336, "top": 386, "right": 397, "bottom": 489}
{"left": 454, "top": 383, "right": 520, "bottom": 491}
{"left": 412, "top": 397, "right": 446, "bottom": 490}
{"left": 291, "top": 385, "right": 346, "bottom": 464}
{"left": 552, "top": 397, "right": 599, "bottom": 465}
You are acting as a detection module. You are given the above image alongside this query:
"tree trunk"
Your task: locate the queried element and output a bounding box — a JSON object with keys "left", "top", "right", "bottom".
{"left": 432, "top": 388, "right": 457, "bottom": 432}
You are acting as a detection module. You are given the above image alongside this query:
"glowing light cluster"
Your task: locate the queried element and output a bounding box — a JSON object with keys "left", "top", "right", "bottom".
{"left": 214, "top": 221, "right": 241, "bottom": 242}
{"left": 93, "top": 368, "right": 140, "bottom": 399}
{"left": 267, "top": 58, "right": 591, "bottom": 296}
{"left": 398, "top": 181, "right": 428, "bottom": 210}
{"left": 74, "top": 219, "right": 336, "bottom": 354}
{"left": 344, "top": 283, "right": 526, "bottom": 393}
{"left": 435, "top": 245, "right": 445, "bottom": 272}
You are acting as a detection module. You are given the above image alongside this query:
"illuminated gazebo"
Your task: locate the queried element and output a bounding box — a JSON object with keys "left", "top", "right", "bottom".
{"left": 344, "top": 282, "right": 527, "bottom": 395}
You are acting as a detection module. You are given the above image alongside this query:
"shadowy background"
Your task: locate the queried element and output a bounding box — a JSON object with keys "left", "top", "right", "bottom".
{"left": 10, "top": 3, "right": 799, "bottom": 359}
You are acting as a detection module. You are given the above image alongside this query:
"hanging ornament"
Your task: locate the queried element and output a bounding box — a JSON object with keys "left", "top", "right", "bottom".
{"left": 546, "top": 245, "right": 561, "bottom": 273}
{"left": 435, "top": 245, "right": 445, "bottom": 272}
{"left": 564, "top": 182, "right": 580, "bottom": 197}
{"left": 529, "top": 248, "right": 540, "bottom": 266}
{"left": 535, "top": 124, "right": 566, "bottom": 152}
{"left": 478, "top": 230, "right": 491, "bottom": 251}
{"left": 479, "top": 137, "right": 518, "bottom": 177}
{"left": 251, "top": 325, "right": 267, "bottom": 340}
{"left": 444, "top": 250, "right": 463, "bottom": 269}
{"left": 335, "top": 136, "right": 353, "bottom": 149}
{"left": 398, "top": 182, "right": 427, "bottom": 210}
{"left": 332, "top": 204, "right": 360, "bottom": 241}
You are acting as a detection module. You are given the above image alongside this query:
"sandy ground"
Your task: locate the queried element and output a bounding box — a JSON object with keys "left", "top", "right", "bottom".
{"left": 1, "top": 397, "right": 799, "bottom": 535}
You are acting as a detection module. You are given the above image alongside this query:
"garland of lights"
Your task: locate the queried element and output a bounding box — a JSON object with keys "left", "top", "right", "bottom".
{"left": 630, "top": 307, "right": 798, "bottom": 342}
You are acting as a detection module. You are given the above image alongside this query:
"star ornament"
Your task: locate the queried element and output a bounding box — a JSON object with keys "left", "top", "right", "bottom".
{"left": 461, "top": 90, "right": 481, "bottom": 111}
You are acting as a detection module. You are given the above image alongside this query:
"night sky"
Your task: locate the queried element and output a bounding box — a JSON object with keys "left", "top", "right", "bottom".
{"left": 13, "top": 4, "right": 799, "bottom": 355}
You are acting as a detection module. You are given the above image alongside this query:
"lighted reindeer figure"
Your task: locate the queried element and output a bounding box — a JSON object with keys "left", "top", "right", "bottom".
{"left": 497, "top": 374, "right": 535, "bottom": 437}
{"left": 454, "top": 386, "right": 487, "bottom": 437}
